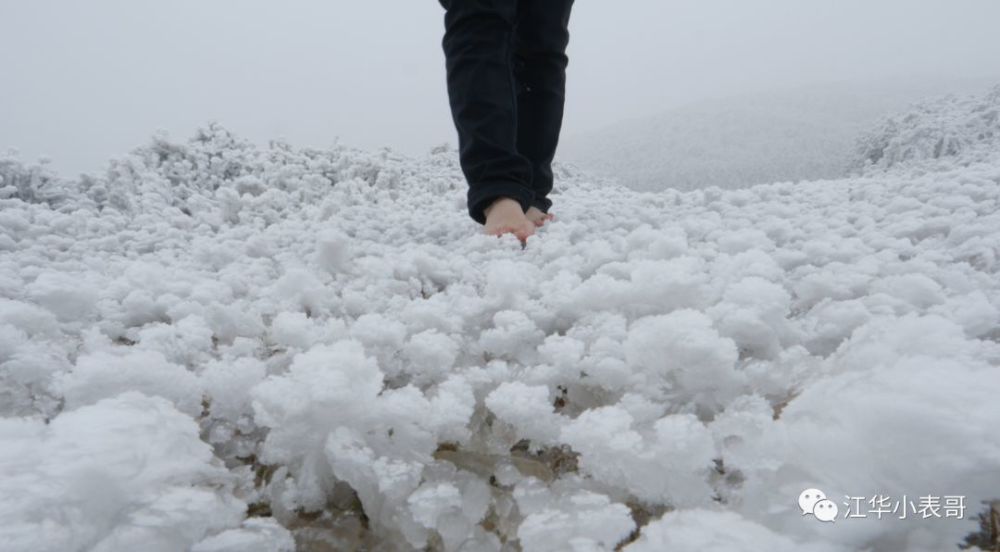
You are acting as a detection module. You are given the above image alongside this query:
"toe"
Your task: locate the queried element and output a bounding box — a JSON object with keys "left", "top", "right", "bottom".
{"left": 487, "top": 225, "right": 523, "bottom": 239}
{"left": 515, "top": 225, "right": 536, "bottom": 242}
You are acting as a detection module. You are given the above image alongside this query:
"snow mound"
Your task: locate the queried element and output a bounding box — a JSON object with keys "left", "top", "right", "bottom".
{"left": 2, "top": 86, "right": 999, "bottom": 551}
{"left": 0, "top": 392, "right": 247, "bottom": 552}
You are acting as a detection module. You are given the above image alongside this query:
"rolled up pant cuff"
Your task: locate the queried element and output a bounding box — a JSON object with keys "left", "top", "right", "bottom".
{"left": 468, "top": 181, "right": 535, "bottom": 225}
{"left": 530, "top": 196, "right": 552, "bottom": 213}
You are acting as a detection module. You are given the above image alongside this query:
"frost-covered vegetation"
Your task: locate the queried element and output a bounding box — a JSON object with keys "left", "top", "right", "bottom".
{"left": 1, "top": 87, "right": 999, "bottom": 551}
{"left": 855, "top": 86, "right": 1000, "bottom": 172}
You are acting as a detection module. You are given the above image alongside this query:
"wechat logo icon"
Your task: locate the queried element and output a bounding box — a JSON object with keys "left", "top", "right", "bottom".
{"left": 799, "top": 488, "right": 838, "bottom": 522}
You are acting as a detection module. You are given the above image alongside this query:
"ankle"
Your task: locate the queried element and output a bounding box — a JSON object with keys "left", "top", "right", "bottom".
{"left": 484, "top": 197, "right": 520, "bottom": 218}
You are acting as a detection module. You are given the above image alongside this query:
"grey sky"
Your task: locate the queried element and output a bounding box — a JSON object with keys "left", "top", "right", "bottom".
{"left": 2, "top": 1, "right": 999, "bottom": 175}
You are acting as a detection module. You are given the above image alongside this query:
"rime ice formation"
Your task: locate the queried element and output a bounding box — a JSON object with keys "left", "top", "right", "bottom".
{"left": 1, "top": 87, "right": 999, "bottom": 551}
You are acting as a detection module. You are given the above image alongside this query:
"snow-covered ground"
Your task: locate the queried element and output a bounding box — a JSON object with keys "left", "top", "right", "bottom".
{"left": 1, "top": 87, "right": 999, "bottom": 552}
{"left": 563, "top": 79, "right": 999, "bottom": 193}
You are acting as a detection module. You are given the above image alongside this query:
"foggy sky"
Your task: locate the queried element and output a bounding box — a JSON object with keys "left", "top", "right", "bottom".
{"left": 2, "top": 0, "right": 999, "bottom": 175}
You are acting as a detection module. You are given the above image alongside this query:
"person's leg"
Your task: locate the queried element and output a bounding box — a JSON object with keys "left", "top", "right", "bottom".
{"left": 440, "top": 0, "right": 537, "bottom": 227}
{"left": 512, "top": 0, "right": 574, "bottom": 215}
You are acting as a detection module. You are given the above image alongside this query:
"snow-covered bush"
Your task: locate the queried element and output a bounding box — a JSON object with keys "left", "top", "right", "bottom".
{"left": 855, "top": 85, "right": 1000, "bottom": 171}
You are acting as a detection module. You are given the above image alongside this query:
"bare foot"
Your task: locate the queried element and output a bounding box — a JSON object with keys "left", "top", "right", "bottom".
{"left": 484, "top": 198, "right": 536, "bottom": 243}
{"left": 525, "top": 206, "right": 555, "bottom": 227}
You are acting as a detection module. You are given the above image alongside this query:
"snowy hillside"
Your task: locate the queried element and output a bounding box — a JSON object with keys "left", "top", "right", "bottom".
{"left": 562, "top": 79, "right": 999, "bottom": 193}
{"left": 1, "top": 86, "right": 999, "bottom": 552}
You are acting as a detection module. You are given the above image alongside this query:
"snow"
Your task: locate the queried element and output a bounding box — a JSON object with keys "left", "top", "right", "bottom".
{"left": 0, "top": 392, "right": 247, "bottom": 552}
{"left": 515, "top": 480, "right": 635, "bottom": 552}
{"left": 1, "top": 86, "right": 999, "bottom": 551}
{"left": 190, "top": 518, "right": 295, "bottom": 552}
{"left": 561, "top": 407, "right": 717, "bottom": 507}
{"left": 56, "top": 348, "right": 204, "bottom": 416}
{"left": 623, "top": 509, "right": 844, "bottom": 552}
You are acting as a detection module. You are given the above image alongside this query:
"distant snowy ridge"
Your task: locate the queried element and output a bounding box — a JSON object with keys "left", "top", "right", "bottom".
{"left": 562, "top": 79, "right": 1000, "bottom": 193}
{"left": 1, "top": 87, "right": 999, "bottom": 551}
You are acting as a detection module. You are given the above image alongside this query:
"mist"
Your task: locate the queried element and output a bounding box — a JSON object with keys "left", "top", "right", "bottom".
{"left": 2, "top": 0, "right": 999, "bottom": 175}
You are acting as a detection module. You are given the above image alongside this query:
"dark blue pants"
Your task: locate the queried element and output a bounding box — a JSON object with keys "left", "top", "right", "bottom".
{"left": 439, "top": 0, "right": 574, "bottom": 224}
